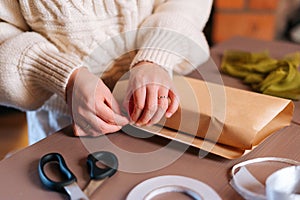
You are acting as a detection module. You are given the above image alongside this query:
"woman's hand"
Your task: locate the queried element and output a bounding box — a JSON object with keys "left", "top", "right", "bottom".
{"left": 124, "top": 62, "right": 179, "bottom": 126}
{"left": 66, "top": 67, "right": 129, "bottom": 136}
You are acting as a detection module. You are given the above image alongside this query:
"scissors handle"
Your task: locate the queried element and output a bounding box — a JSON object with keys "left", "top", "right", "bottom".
{"left": 87, "top": 151, "right": 118, "bottom": 180}
{"left": 38, "top": 153, "right": 77, "bottom": 193}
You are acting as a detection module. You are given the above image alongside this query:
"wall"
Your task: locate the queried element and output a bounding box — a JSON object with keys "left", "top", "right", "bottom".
{"left": 212, "top": 0, "right": 280, "bottom": 44}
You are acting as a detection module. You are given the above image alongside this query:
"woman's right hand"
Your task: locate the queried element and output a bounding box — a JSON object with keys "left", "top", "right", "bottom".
{"left": 66, "top": 67, "right": 129, "bottom": 136}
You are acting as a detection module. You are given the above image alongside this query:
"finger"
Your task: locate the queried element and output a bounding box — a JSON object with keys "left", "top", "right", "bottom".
{"left": 95, "top": 102, "right": 129, "bottom": 126}
{"left": 74, "top": 114, "right": 123, "bottom": 136}
{"left": 104, "top": 90, "right": 123, "bottom": 115}
{"left": 97, "top": 79, "right": 123, "bottom": 115}
{"left": 166, "top": 90, "right": 179, "bottom": 118}
{"left": 121, "top": 93, "right": 132, "bottom": 118}
{"left": 74, "top": 123, "right": 122, "bottom": 136}
{"left": 136, "top": 85, "right": 159, "bottom": 126}
{"left": 147, "top": 92, "right": 169, "bottom": 126}
{"left": 95, "top": 117, "right": 123, "bottom": 134}
{"left": 73, "top": 105, "right": 124, "bottom": 136}
{"left": 73, "top": 123, "right": 99, "bottom": 137}
{"left": 73, "top": 114, "right": 100, "bottom": 137}
{"left": 130, "top": 87, "right": 146, "bottom": 123}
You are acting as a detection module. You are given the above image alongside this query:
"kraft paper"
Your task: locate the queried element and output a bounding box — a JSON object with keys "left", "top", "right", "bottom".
{"left": 113, "top": 76, "right": 294, "bottom": 159}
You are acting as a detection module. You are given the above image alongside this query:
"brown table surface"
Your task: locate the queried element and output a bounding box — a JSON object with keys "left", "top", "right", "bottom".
{"left": 1, "top": 37, "right": 300, "bottom": 200}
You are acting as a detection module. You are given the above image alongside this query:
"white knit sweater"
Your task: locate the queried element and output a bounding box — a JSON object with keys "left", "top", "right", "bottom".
{"left": 0, "top": 0, "right": 212, "bottom": 114}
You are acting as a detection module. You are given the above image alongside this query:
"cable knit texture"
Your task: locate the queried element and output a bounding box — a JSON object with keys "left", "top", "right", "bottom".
{"left": 0, "top": 0, "right": 212, "bottom": 114}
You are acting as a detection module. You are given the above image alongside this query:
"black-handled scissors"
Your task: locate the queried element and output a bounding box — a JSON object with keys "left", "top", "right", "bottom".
{"left": 38, "top": 151, "right": 118, "bottom": 200}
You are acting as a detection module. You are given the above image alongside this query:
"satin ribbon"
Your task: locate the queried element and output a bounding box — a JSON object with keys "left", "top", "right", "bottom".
{"left": 230, "top": 157, "right": 300, "bottom": 200}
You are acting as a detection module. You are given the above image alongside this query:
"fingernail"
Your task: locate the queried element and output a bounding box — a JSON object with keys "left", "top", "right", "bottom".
{"left": 135, "top": 123, "right": 141, "bottom": 127}
{"left": 166, "top": 112, "right": 172, "bottom": 118}
{"left": 124, "top": 117, "right": 130, "bottom": 123}
{"left": 146, "top": 123, "right": 153, "bottom": 127}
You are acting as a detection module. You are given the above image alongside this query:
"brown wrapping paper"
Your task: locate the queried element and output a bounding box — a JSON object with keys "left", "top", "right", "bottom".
{"left": 113, "top": 76, "right": 294, "bottom": 159}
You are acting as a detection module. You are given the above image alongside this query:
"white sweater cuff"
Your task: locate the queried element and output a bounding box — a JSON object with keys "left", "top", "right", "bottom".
{"left": 131, "top": 28, "right": 185, "bottom": 76}
{"left": 18, "top": 33, "right": 82, "bottom": 100}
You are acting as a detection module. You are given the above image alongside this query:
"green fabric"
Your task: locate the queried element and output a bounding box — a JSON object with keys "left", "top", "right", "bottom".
{"left": 221, "top": 50, "right": 300, "bottom": 100}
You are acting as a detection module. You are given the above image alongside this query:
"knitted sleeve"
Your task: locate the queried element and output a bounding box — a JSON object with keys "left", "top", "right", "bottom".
{"left": 0, "top": 22, "right": 81, "bottom": 111}
{"left": 132, "top": 0, "right": 213, "bottom": 75}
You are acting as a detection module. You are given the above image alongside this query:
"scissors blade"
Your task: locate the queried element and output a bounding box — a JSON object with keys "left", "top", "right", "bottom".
{"left": 65, "top": 182, "right": 90, "bottom": 200}
{"left": 83, "top": 178, "right": 108, "bottom": 197}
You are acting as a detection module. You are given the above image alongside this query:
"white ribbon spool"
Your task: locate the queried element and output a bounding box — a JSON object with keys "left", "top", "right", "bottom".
{"left": 266, "top": 165, "right": 300, "bottom": 200}
{"left": 126, "top": 175, "right": 222, "bottom": 200}
{"left": 230, "top": 157, "right": 300, "bottom": 200}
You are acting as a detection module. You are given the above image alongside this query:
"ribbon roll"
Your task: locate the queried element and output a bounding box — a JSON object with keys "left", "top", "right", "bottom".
{"left": 266, "top": 165, "right": 300, "bottom": 200}
{"left": 230, "top": 157, "right": 300, "bottom": 200}
{"left": 127, "top": 175, "right": 221, "bottom": 200}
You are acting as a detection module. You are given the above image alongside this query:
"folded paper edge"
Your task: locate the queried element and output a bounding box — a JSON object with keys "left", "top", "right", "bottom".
{"left": 130, "top": 124, "right": 245, "bottom": 159}
{"left": 251, "top": 100, "right": 294, "bottom": 146}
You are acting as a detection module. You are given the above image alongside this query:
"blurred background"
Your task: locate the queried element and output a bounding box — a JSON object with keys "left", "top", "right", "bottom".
{"left": 1, "top": 0, "right": 300, "bottom": 160}
{"left": 206, "top": 0, "right": 300, "bottom": 45}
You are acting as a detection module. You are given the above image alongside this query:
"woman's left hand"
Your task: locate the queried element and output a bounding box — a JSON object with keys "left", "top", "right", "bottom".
{"left": 124, "top": 62, "right": 179, "bottom": 126}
